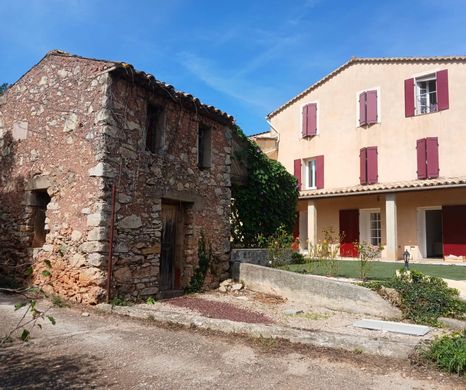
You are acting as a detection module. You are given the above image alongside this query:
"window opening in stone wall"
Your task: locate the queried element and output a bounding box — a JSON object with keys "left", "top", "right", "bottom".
{"left": 198, "top": 124, "right": 212, "bottom": 170}
{"left": 146, "top": 104, "right": 164, "bottom": 153}
{"left": 30, "top": 189, "right": 51, "bottom": 248}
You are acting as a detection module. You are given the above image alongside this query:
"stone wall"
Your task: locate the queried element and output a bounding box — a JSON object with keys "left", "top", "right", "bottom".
{"left": 103, "top": 74, "right": 232, "bottom": 299}
{"left": 0, "top": 51, "right": 234, "bottom": 303}
{"left": 0, "top": 53, "right": 114, "bottom": 303}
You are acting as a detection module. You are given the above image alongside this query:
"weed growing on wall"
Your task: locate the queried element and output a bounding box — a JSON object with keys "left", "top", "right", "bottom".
{"left": 186, "top": 232, "right": 212, "bottom": 293}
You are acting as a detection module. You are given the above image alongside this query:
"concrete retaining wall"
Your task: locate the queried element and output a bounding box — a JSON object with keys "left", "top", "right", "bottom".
{"left": 231, "top": 248, "right": 293, "bottom": 267}
{"left": 235, "top": 263, "right": 401, "bottom": 318}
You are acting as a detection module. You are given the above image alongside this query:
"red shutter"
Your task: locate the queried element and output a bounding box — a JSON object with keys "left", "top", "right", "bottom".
{"left": 315, "top": 155, "right": 324, "bottom": 189}
{"left": 366, "top": 146, "right": 378, "bottom": 184}
{"left": 366, "top": 90, "right": 378, "bottom": 124}
{"left": 294, "top": 159, "right": 302, "bottom": 190}
{"left": 404, "top": 78, "right": 415, "bottom": 117}
{"left": 416, "top": 139, "right": 427, "bottom": 179}
{"left": 359, "top": 148, "right": 367, "bottom": 185}
{"left": 426, "top": 137, "right": 439, "bottom": 178}
{"left": 437, "top": 69, "right": 449, "bottom": 111}
{"left": 304, "top": 103, "right": 317, "bottom": 137}
{"left": 359, "top": 92, "right": 367, "bottom": 126}
{"left": 302, "top": 105, "right": 308, "bottom": 137}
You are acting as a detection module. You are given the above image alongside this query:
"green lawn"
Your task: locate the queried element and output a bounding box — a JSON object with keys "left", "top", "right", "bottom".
{"left": 283, "top": 260, "right": 466, "bottom": 281}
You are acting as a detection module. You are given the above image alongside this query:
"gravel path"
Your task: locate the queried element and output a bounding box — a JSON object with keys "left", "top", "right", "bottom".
{"left": 1, "top": 294, "right": 464, "bottom": 389}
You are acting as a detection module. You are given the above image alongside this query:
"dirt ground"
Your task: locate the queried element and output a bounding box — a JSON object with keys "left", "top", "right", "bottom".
{"left": 1, "top": 294, "right": 465, "bottom": 390}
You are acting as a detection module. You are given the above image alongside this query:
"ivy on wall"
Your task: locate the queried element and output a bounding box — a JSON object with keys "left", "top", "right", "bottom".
{"left": 231, "top": 126, "right": 298, "bottom": 247}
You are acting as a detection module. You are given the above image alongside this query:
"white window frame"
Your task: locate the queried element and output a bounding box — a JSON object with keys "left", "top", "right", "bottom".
{"left": 304, "top": 158, "right": 316, "bottom": 189}
{"left": 359, "top": 208, "right": 382, "bottom": 246}
{"left": 416, "top": 206, "right": 442, "bottom": 258}
{"left": 299, "top": 100, "right": 320, "bottom": 139}
{"left": 415, "top": 73, "right": 437, "bottom": 115}
{"left": 355, "top": 87, "right": 381, "bottom": 128}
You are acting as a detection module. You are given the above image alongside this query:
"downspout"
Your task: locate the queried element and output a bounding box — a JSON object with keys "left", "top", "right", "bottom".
{"left": 106, "top": 184, "right": 117, "bottom": 303}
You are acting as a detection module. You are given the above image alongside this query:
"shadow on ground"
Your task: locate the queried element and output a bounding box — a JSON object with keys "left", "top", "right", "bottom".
{"left": 0, "top": 346, "right": 112, "bottom": 389}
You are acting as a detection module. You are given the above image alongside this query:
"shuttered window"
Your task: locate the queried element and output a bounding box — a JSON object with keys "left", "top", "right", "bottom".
{"left": 360, "top": 147, "right": 378, "bottom": 185}
{"left": 405, "top": 70, "right": 449, "bottom": 117}
{"left": 302, "top": 103, "right": 317, "bottom": 137}
{"left": 416, "top": 137, "right": 439, "bottom": 179}
{"left": 299, "top": 155, "right": 325, "bottom": 190}
{"left": 359, "top": 90, "right": 378, "bottom": 126}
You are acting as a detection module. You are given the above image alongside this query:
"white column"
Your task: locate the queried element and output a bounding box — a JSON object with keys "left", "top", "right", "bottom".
{"left": 307, "top": 200, "right": 318, "bottom": 252}
{"left": 385, "top": 193, "right": 398, "bottom": 260}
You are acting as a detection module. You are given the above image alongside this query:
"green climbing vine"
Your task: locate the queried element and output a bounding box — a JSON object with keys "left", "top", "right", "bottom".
{"left": 185, "top": 232, "right": 212, "bottom": 293}
{"left": 231, "top": 126, "right": 298, "bottom": 247}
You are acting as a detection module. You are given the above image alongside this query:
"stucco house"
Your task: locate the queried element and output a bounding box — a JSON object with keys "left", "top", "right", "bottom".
{"left": 261, "top": 56, "right": 466, "bottom": 261}
{"left": 0, "top": 50, "right": 239, "bottom": 304}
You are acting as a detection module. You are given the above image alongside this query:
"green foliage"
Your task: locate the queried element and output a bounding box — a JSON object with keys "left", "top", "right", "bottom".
{"left": 364, "top": 269, "right": 466, "bottom": 326}
{"left": 51, "top": 295, "right": 70, "bottom": 308}
{"left": 1, "top": 257, "right": 57, "bottom": 345}
{"left": 146, "top": 296, "right": 156, "bottom": 305}
{"left": 291, "top": 252, "right": 305, "bottom": 264}
{"left": 356, "top": 241, "right": 383, "bottom": 281}
{"left": 186, "top": 233, "right": 212, "bottom": 293}
{"left": 422, "top": 330, "right": 466, "bottom": 375}
{"left": 0, "top": 83, "right": 8, "bottom": 95}
{"left": 111, "top": 296, "right": 131, "bottom": 307}
{"left": 308, "top": 227, "right": 341, "bottom": 276}
{"left": 231, "top": 126, "right": 298, "bottom": 247}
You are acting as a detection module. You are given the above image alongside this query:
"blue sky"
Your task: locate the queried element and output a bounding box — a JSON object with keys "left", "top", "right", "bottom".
{"left": 2, "top": 0, "right": 466, "bottom": 135}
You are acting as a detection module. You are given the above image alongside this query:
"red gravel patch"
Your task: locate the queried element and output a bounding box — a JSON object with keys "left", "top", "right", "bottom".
{"left": 167, "top": 296, "right": 274, "bottom": 325}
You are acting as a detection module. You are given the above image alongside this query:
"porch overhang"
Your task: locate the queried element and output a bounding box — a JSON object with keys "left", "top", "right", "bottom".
{"left": 299, "top": 176, "right": 466, "bottom": 200}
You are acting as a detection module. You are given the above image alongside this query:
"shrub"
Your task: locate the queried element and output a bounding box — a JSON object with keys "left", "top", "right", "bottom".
{"left": 356, "top": 241, "right": 383, "bottom": 281}
{"left": 291, "top": 252, "right": 305, "bottom": 264}
{"left": 421, "top": 330, "right": 466, "bottom": 375}
{"left": 365, "top": 269, "right": 466, "bottom": 326}
{"left": 308, "top": 227, "right": 341, "bottom": 276}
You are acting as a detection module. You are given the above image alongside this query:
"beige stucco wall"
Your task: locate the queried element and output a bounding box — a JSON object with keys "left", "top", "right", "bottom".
{"left": 270, "top": 60, "right": 466, "bottom": 189}
{"left": 302, "top": 188, "right": 466, "bottom": 259}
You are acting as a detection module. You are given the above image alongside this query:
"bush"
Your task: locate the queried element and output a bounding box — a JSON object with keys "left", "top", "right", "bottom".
{"left": 291, "top": 252, "right": 305, "bottom": 264}
{"left": 422, "top": 330, "right": 466, "bottom": 375}
{"left": 365, "top": 269, "right": 466, "bottom": 326}
{"left": 356, "top": 241, "right": 383, "bottom": 281}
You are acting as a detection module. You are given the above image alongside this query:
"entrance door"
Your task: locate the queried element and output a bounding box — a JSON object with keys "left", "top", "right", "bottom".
{"left": 425, "top": 209, "right": 443, "bottom": 258}
{"left": 443, "top": 205, "right": 466, "bottom": 257}
{"left": 160, "top": 203, "right": 182, "bottom": 292}
{"left": 339, "top": 209, "right": 359, "bottom": 257}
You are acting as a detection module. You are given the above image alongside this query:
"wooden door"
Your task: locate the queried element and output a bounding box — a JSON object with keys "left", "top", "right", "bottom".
{"left": 160, "top": 204, "right": 177, "bottom": 291}
{"left": 339, "top": 209, "right": 359, "bottom": 257}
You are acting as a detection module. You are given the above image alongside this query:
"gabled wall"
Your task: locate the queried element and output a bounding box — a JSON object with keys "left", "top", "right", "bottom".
{"left": 270, "top": 60, "right": 466, "bottom": 189}
{"left": 0, "top": 53, "right": 114, "bottom": 303}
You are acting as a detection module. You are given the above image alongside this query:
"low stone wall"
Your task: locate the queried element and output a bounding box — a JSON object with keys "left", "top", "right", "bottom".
{"left": 231, "top": 249, "right": 269, "bottom": 266}
{"left": 234, "top": 263, "right": 401, "bottom": 318}
{"left": 230, "top": 248, "right": 293, "bottom": 267}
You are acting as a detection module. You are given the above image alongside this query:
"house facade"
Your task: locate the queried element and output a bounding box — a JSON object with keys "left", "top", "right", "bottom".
{"left": 265, "top": 56, "right": 466, "bottom": 261}
{"left": 0, "top": 50, "right": 236, "bottom": 303}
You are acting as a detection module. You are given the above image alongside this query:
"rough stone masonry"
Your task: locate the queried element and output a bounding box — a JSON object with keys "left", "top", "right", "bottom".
{"left": 0, "top": 50, "right": 237, "bottom": 304}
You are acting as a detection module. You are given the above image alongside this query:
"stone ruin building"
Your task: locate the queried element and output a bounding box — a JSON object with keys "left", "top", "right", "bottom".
{"left": 0, "top": 50, "right": 241, "bottom": 304}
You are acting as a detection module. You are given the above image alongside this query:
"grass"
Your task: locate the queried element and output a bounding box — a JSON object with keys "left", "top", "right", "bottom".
{"left": 283, "top": 260, "right": 466, "bottom": 281}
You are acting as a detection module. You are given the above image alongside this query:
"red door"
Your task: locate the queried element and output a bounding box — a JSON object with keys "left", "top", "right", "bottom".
{"left": 339, "top": 209, "right": 359, "bottom": 257}
{"left": 442, "top": 205, "right": 466, "bottom": 257}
